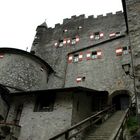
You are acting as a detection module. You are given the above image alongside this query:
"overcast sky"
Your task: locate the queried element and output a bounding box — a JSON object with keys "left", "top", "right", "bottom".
{"left": 0, "top": 0, "right": 123, "bottom": 51}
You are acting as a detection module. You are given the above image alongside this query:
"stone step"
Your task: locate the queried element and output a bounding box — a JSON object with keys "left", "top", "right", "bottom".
{"left": 84, "top": 111, "right": 125, "bottom": 140}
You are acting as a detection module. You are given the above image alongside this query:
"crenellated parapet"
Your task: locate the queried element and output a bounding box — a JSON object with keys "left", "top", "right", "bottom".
{"left": 31, "top": 10, "right": 126, "bottom": 55}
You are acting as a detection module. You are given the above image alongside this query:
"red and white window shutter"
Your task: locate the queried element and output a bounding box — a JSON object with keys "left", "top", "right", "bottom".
{"left": 99, "top": 32, "right": 104, "bottom": 38}
{"left": 76, "top": 77, "right": 82, "bottom": 83}
{"left": 76, "top": 36, "right": 80, "bottom": 42}
{"left": 63, "top": 39, "right": 67, "bottom": 45}
{"left": 78, "top": 53, "right": 83, "bottom": 61}
{"left": 86, "top": 51, "right": 91, "bottom": 60}
{"left": 68, "top": 55, "right": 73, "bottom": 63}
{"left": 97, "top": 50, "right": 102, "bottom": 59}
{"left": 109, "top": 32, "right": 116, "bottom": 38}
{"left": 116, "top": 48, "right": 123, "bottom": 56}
{"left": 90, "top": 34, "right": 94, "bottom": 40}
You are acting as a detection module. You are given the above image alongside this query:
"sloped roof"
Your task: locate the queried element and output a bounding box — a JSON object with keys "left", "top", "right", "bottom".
{"left": 9, "top": 86, "right": 109, "bottom": 96}
{"left": 37, "top": 22, "right": 48, "bottom": 29}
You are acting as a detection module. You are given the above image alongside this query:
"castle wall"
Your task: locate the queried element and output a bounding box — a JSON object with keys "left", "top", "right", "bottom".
{"left": 7, "top": 93, "right": 73, "bottom": 140}
{"left": 123, "top": 0, "right": 140, "bottom": 118}
{"left": 0, "top": 52, "right": 49, "bottom": 91}
{"left": 71, "top": 92, "right": 94, "bottom": 125}
{"left": 65, "top": 36, "right": 134, "bottom": 94}
{"left": 31, "top": 12, "right": 127, "bottom": 90}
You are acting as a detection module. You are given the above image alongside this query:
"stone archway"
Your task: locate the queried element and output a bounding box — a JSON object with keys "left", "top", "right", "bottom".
{"left": 110, "top": 90, "right": 131, "bottom": 110}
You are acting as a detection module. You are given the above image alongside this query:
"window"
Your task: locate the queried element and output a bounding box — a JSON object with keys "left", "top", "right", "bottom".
{"left": 109, "top": 32, "right": 121, "bottom": 38}
{"left": 68, "top": 55, "right": 73, "bottom": 63}
{"left": 59, "top": 40, "right": 63, "bottom": 47}
{"left": 73, "top": 54, "right": 79, "bottom": 62}
{"left": 116, "top": 48, "right": 123, "bottom": 56}
{"left": 76, "top": 77, "right": 86, "bottom": 83}
{"left": 91, "top": 51, "right": 97, "bottom": 59}
{"left": 90, "top": 32, "right": 104, "bottom": 40}
{"left": 116, "top": 32, "right": 121, "bottom": 36}
{"left": 86, "top": 52, "right": 91, "bottom": 60}
{"left": 71, "top": 36, "right": 80, "bottom": 45}
{"left": 116, "top": 46, "right": 130, "bottom": 56}
{"left": 123, "top": 46, "right": 130, "bottom": 54}
{"left": 71, "top": 38, "right": 76, "bottom": 45}
{"left": 94, "top": 32, "right": 100, "bottom": 40}
{"left": 34, "top": 94, "right": 55, "bottom": 112}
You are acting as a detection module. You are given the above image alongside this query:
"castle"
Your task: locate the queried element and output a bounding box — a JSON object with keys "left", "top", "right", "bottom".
{"left": 0, "top": 0, "right": 140, "bottom": 139}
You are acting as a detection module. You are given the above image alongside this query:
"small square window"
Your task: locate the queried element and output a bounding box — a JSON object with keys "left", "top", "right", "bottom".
{"left": 59, "top": 40, "right": 63, "bottom": 47}
{"left": 123, "top": 46, "right": 130, "bottom": 55}
{"left": 71, "top": 38, "right": 76, "bottom": 45}
{"left": 116, "top": 32, "right": 121, "bottom": 36}
{"left": 34, "top": 94, "right": 55, "bottom": 112}
{"left": 73, "top": 54, "right": 79, "bottom": 62}
{"left": 94, "top": 32, "right": 100, "bottom": 40}
{"left": 91, "top": 51, "right": 97, "bottom": 59}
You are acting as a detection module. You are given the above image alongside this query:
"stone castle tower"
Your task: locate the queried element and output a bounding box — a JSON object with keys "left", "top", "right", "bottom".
{"left": 0, "top": 0, "right": 140, "bottom": 140}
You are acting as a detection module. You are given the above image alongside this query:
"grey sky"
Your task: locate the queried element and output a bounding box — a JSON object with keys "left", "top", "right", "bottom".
{"left": 0, "top": 0, "right": 123, "bottom": 51}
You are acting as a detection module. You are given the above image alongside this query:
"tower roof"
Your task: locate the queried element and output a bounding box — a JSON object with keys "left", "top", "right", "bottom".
{"left": 37, "top": 21, "right": 48, "bottom": 29}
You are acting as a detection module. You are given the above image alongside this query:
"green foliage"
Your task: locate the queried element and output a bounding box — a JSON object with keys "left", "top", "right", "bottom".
{"left": 127, "top": 116, "right": 139, "bottom": 135}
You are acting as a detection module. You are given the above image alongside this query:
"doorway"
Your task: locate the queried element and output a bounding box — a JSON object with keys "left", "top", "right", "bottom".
{"left": 112, "top": 94, "right": 130, "bottom": 110}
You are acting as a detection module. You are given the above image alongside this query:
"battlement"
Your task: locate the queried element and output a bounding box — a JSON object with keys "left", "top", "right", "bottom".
{"left": 53, "top": 11, "right": 123, "bottom": 29}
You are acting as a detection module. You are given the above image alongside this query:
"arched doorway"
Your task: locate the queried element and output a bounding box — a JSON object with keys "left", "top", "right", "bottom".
{"left": 111, "top": 90, "right": 131, "bottom": 110}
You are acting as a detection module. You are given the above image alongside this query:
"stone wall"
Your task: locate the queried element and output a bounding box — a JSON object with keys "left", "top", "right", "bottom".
{"left": 0, "top": 52, "right": 49, "bottom": 91}
{"left": 123, "top": 0, "right": 140, "bottom": 119}
{"left": 72, "top": 92, "right": 94, "bottom": 125}
{"left": 31, "top": 12, "right": 127, "bottom": 91}
{"left": 65, "top": 36, "right": 133, "bottom": 95}
{"left": 7, "top": 93, "right": 73, "bottom": 140}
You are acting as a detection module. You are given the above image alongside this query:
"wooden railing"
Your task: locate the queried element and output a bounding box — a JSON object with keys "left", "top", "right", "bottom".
{"left": 112, "top": 105, "right": 131, "bottom": 140}
{"left": 49, "top": 105, "right": 116, "bottom": 140}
